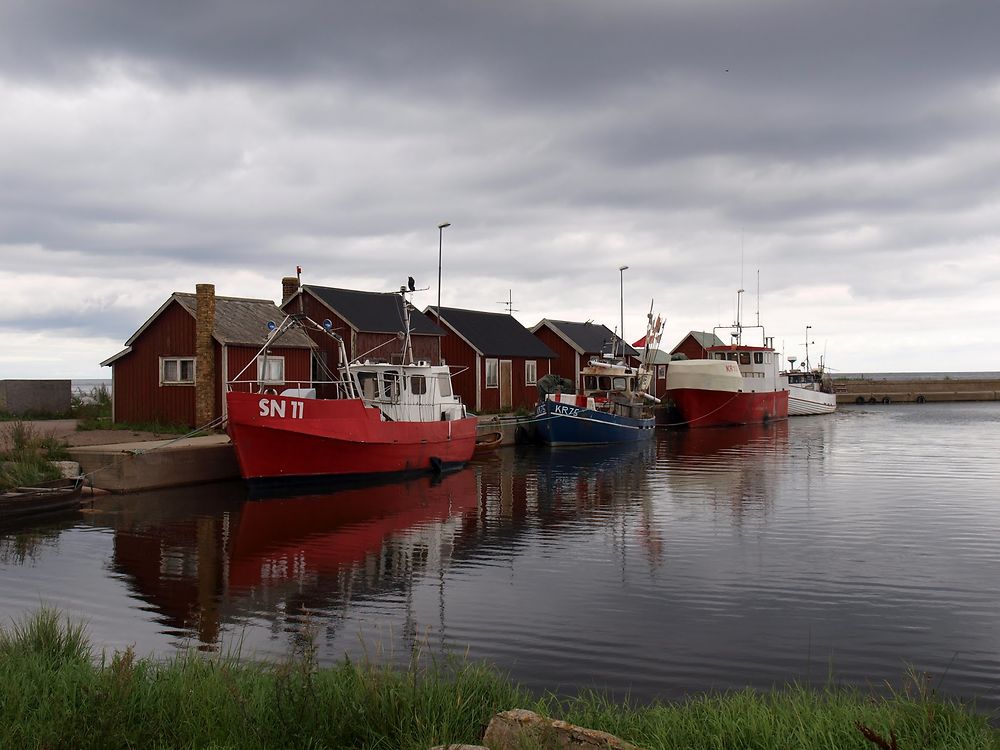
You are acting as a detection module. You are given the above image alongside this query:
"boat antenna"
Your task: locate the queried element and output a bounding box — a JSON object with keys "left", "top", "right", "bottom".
{"left": 756, "top": 269, "right": 760, "bottom": 327}
{"left": 497, "top": 289, "right": 518, "bottom": 315}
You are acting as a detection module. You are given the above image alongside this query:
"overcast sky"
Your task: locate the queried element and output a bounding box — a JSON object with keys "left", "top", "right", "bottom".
{"left": 2, "top": 0, "right": 999, "bottom": 378}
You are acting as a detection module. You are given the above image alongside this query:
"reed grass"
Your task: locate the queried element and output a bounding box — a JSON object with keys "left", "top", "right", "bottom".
{"left": 0, "top": 420, "right": 66, "bottom": 490}
{"left": 0, "top": 608, "right": 996, "bottom": 750}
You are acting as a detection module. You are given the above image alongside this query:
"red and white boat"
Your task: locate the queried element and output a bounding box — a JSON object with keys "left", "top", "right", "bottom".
{"left": 226, "top": 284, "right": 477, "bottom": 494}
{"left": 665, "top": 304, "right": 788, "bottom": 428}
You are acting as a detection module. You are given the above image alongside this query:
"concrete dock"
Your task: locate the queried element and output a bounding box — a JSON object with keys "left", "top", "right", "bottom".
{"left": 834, "top": 377, "right": 1000, "bottom": 404}
{"left": 68, "top": 435, "right": 238, "bottom": 493}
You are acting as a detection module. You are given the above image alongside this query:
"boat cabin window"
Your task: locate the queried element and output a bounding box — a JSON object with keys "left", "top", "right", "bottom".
{"left": 713, "top": 352, "right": 726, "bottom": 360}
{"left": 382, "top": 370, "right": 400, "bottom": 399}
{"left": 436, "top": 373, "right": 452, "bottom": 398}
{"left": 727, "top": 352, "right": 739, "bottom": 361}
{"left": 357, "top": 371, "right": 378, "bottom": 400}
{"left": 612, "top": 376, "right": 627, "bottom": 390}
{"left": 598, "top": 376, "right": 613, "bottom": 391}
{"left": 739, "top": 352, "right": 751, "bottom": 365}
{"left": 753, "top": 352, "right": 764, "bottom": 364}
{"left": 410, "top": 374, "right": 427, "bottom": 395}
{"left": 583, "top": 375, "right": 598, "bottom": 390}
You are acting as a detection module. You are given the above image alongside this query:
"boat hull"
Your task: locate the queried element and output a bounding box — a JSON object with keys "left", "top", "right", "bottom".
{"left": 788, "top": 386, "right": 837, "bottom": 415}
{"left": 669, "top": 387, "right": 789, "bottom": 428}
{"left": 534, "top": 398, "right": 655, "bottom": 445}
{"left": 226, "top": 392, "right": 478, "bottom": 489}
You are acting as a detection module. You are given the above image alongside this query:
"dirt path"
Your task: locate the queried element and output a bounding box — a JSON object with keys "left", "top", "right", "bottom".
{"left": 0, "top": 420, "right": 176, "bottom": 451}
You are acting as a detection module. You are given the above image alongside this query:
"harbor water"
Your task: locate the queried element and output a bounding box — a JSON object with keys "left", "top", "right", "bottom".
{"left": 2, "top": 402, "right": 1000, "bottom": 710}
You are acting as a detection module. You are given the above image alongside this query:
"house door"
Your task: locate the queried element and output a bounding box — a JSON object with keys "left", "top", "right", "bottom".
{"left": 500, "top": 360, "right": 513, "bottom": 410}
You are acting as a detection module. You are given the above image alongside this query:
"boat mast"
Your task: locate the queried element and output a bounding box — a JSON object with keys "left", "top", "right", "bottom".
{"left": 618, "top": 265, "right": 628, "bottom": 359}
{"left": 804, "top": 324, "right": 812, "bottom": 372}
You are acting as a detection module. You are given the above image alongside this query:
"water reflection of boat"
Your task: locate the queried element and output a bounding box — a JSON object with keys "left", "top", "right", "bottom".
{"left": 660, "top": 421, "right": 789, "bottom": 518}
{"left": 227, "top": 471, "right": 478, "bottom": 590}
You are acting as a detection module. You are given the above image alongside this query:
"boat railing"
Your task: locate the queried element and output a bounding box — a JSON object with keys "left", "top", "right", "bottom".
{"left": 226, "top": 378, "right": 357, "bottom": 398}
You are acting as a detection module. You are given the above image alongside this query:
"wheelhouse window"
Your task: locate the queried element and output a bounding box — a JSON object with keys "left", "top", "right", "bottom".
{"left": 257, "top": 355, "right": 285, "bottom": 384}
{"left": 357, "top": 371, "right": 378, "bottom": 399}
{"left": 713, "top": 353, "right": 726, "bottom": 360}
{"left": 598, "top": 376, "right": 613, "bottom": 390}
{"left": 160, "top": 357, "right": 195, "bottom": 385}
{"left": 410, "top": 374, "right": 427, "bottom": 395}
{"left": 612, "top": 376, "right": 627, "bottom": 390}
{"left": 525, "top": 360, "right": 537, "bottom": 385}
{"left": 738, "top": 352, "right": 751, "bottom": 365}
{"left": 753, "top": 352, "right": 764, "bottom": 364}
{"left": 584, "top": 375, "right": 598, "bottom": 390}
{"left": 382, "top": 370, "right": 400, "bottom": 399}
{"left": 437, "top": 373, "right": 453, "bottom": 397}
{"left": 485, "top": 358, "right": 498, "bottom": 388}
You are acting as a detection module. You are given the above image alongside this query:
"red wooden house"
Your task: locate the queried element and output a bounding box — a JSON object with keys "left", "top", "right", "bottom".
{"left": 280, "top": 279, "right": 444, "bottom": 394}
{"left": 101, "top": 286, "right": 314, "bottom": 427}
{"left": 427, "top": 306, "right": 556, "bottom": 414}
{"left": 530, "top": 319, "right": 638, "bottom": 390}
{"left": 670, "top": 330, "right": 724, "bottom": 360}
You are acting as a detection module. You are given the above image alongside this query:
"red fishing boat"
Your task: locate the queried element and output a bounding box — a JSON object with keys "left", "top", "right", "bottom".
{"left": 226, "top": 282, "right": 478, "bottom": 493}
{"left": 664, "top": 291, "right": 788, "bottom": 428}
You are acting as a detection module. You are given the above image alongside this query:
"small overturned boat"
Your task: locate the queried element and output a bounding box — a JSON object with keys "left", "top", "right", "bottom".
{"left": 0, "top": 477, "right": 85, "bottom": 524}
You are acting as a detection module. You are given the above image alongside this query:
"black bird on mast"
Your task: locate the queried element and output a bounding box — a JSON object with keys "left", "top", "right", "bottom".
{"left": 407, "top": 276, "right": 416, "bottom": 292}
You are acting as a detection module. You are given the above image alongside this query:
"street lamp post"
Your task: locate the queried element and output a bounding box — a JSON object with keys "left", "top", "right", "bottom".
{"left": 805, "top": 324, "right": 813, "bottom": 371}
{"left": 619, "top": 265, "right": 629, "bottom": 358}
{"left": 437, "top": 222, "right": 451, "bottom": 364}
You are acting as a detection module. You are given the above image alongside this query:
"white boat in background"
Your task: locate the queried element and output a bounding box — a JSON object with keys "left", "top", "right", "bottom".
{"left": 782, "top": 349, "right": 837, "bottom": 416}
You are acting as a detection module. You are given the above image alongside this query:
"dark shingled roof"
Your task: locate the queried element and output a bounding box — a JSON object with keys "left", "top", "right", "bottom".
{"left": 535, "top": 319, "right": 639, "bottom": 358}
{"left": 671, "top": 330, "right": 725, "bottom": 353}
{"left": 303, "top": 285, "right": 443, "bottom": 336}
{"left": 432, "top": 307, "right": 556, "bottom": 358}
{"left": 173, "top": 293, "right": 314, "bottom": 347}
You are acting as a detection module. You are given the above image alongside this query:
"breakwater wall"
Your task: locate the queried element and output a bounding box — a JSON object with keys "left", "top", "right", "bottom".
{"left": 834, "top": 378, "right": 1000, "bottom": 404}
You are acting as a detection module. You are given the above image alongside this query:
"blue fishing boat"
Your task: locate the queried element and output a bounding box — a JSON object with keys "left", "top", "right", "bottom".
{"left": 534, "top": 303, "right": 663, "bottom": 446}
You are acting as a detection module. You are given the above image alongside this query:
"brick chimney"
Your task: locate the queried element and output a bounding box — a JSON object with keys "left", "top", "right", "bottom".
{"left": 195, "top": 284, "right": 216, "bottom": 426}
{"left": 281, "top": 276, "right": 300, "bottom": 305}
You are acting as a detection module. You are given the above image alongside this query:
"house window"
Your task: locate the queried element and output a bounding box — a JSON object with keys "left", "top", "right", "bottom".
{"left": 160, "top": 357, "right": 195, "bottom": 385}
{"left": 485, "top": 358, "right": 498, "bottom": 388}
{"left": 257, "top": 355, "right": 285, "bottom": 384}
{"left": 657, "top": 365, "right": 666, "bottom": 378}
{"left": 525, "top": 360, "right": 537, "bottom": 385}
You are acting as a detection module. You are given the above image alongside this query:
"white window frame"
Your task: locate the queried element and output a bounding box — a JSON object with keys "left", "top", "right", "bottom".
{"left": 657, "top": 365, "right": 666, "bottom": 378}
{"left": 485, "top": 358, "right": 499, "bottom": 388}
{"left": 257, "top": 355, "right": 286, "bottom": 385}
{"left": 525, "top": 360, "right": 537, "bottom": 385}
{"left": 160, "top": 356, "right": 196, "bottom": 386}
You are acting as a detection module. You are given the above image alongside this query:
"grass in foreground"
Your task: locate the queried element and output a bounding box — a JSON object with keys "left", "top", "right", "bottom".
{"left": 0, "top": 608, "right": 996, "bottom": 750}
